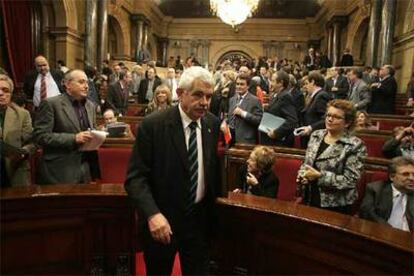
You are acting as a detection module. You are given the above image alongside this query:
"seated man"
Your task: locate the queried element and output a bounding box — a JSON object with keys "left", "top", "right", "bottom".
{"left": 99, "top": 109, "right": 135, "bottom": 139}
{"left": 0, "top": 74, "right": 36, "bottom": 187}
{"left": 360, "top": 156, "right": 414, "bottom": 232}
{"left": 382, "top": 125, "right": 414, "bottom": 158}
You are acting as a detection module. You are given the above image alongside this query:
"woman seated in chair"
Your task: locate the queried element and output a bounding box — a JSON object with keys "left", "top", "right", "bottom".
{"left": 296, "top": 100, "right": 367, "bottom": 215}
{"left": 233, "top": 146, "right": 279, "bottom": 198}
{"left": 145, "top": 84, "right": 172, "bottom": 115}
{"left": 354, "top": 111, "right": 378, "bottom": 131}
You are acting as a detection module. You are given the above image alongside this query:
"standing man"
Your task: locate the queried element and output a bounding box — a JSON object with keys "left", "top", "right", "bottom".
{"left": 348, "top": 68, "right": 371, "bottom": 111}
{"left": 125, "top": 66, "right": 221, "bottom": 275}
{"left": 23, "top": 55, "right": 64, "bottom": 109}
{"left": 360, "top": 156, "right": 414, "bottom": 232}
{"left": 34, "top": 69, "right": 98, "bottom": 184}
{"left": 0, "top": 74, "right": 35, "bottom": 187}
{"left": 164, "top": 67, "right": 179, "bottom": 103}
{"left": 303, "top": 48, "right": 316, "bottom": 71}
{"left": 258, "top": 66, "right": 270, "bottom": 94}
{"left": 137, "top": 67, "right": 162, "bottom": 104}
{"left": 325, "top": 67, "right": 349, "bottom": 100}
{"left": 228, "top": 75, "right": 263, "bottom": 144}
{"left": 368, "top": 65, "right": 398, "bottom": 114}
{"left": 107, "top": 70, "right": 132, "bottom": 115}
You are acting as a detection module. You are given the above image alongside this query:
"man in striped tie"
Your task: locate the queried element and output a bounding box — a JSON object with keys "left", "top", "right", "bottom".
{"left": 125, "top": 66, "right": 221, "bottom": 275}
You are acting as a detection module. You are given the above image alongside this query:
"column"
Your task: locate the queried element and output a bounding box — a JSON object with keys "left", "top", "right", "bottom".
{"left": 329, "top": 16, "right": 347, "bottom": 66}
{"left": 263, "top": 41, "right": 272, "bottom": 58}
{"left": 379, "top": 0, "right": 396, "bottom": 65}
{"left": 97, "top": 0, "right": 108, "bottom": 72}
{"left": 84, "top": 0, "right": 98, "bottom": 67}
{"left": 159, "top": 38, "right": 169, "bottom": 67}
{"left": 130, "top": 14, "right": 145, "bottom": 63}
{"left": 189, "top": 40, "right": 198, "bottom": 57}
{"left": 200, "top": 40, "right": 210, "bottom": 66}
{"left": 326, "top": 26, "right": 333, "bottom": 62}
{"left": 366, "top": 0, "right": 382, "bottom": 67}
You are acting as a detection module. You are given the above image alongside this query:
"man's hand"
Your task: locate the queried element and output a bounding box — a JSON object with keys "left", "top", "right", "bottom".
{"left": 233, "top": 106, "right": 245, "bottom": 117}
{"left": 331, "top": 87, "right": 338, "bottom": 92}
{"left": 75, "top": 131, "right": 93, "bottom": 144}
{"left": 148, "top": 213, "right": 173, "bottom": 245}
{"left": 396, "top": 126, "right": 414, "bottom": 141}
{"left": 301, "top": 126, "right": 312, "bottom": 136}
{"left": 407, "top": 98, "right": 413, "bottom": 107}
{"left": 267, "top": 128, "right": 276, "bottom": 139}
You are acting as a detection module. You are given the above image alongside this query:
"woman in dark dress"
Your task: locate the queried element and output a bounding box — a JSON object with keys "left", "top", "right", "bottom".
{"left": 234, "top": 146, "right": 279, "bottom": 198}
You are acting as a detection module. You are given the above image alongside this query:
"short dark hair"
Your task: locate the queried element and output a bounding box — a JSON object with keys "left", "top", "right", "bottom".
{"left": 57, "top": 60, "right": 66, "bottom": 66}
{"left": 389, "top": 156, "right": 414, "bottom": 175}
{"left": 307, "top": 71, "right": 325, "bottom": 88}
{"left": 351, "top": 68, "right": 363, "bottom": 79}
{"left": 275, "top": 70, "right": 290, "bottom": 88}
{"left": 384, "top": 65, "right": 395, "bottom": 76}
{"left": 236, "top": 74, "right": 250, "bottom": 86}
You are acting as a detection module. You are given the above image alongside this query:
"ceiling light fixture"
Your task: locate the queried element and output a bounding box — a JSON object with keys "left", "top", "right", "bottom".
{"left": 210, "top": 0, "right": 260, "bottom": 28}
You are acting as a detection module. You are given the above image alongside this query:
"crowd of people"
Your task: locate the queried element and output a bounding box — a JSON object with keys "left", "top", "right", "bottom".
{"left": 0, "top": 50, "right": 413, "bottom": 231}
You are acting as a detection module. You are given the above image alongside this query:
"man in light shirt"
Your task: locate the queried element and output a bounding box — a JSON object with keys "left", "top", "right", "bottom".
{"left": 164, "top": 67, "right": 179, "bottom": 103}
{"left": 360, "top": 156, "right": 414, "bottom": 232}
{"left": 23, "top": 55, "right": 64, "bottom": 109}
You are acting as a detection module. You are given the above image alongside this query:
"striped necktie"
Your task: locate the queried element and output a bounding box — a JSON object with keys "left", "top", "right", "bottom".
{"left": 40, "top": 74, "right": 47, "bottom": 100}
{"left": 186, "top": 121, "right": 198, "bottom": 214}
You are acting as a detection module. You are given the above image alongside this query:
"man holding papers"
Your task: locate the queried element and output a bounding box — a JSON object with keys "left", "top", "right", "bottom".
{"left": 34, "top": 69, "right": 100, "bottom": 184}
{"left": 261, "top": 70, "right": 298, "bottom": 147}
{"left": 228, "top": 75, "right": 263, "bottom": 144}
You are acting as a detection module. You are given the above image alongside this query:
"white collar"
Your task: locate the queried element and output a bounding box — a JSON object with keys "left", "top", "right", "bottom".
{"left": 178, "top": 104, "right": 201, "bottom": 130}
{"left": 391, "top": 183, "right": 405, "bottom": 198}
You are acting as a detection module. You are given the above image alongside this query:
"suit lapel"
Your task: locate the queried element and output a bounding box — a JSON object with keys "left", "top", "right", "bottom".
{"left": 201, "top": 116, "right": 212, "bottom": 171}
{"left": 406, "top": 194, "right": 414, "bottom": 231}
{"left": 85, "top": 100, "right": 95, "bottom": 128}
{"left": 61, "top": 95, "right": 81, "bottom": 132}
{"left": 169, "top": 106, "right": 189, "bottom": 172}
{"left": 379, "top": 183, "right": 393, "bottom": 220}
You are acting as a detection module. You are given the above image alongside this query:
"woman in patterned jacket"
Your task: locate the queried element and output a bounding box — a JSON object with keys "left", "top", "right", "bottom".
{"left": 296, "top": 99, "right": 367, "bottom": 214}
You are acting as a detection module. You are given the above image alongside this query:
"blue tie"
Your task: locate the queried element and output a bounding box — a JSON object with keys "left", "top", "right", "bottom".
{"left": 187, "top": 122, "right": 198, "bottom": 214}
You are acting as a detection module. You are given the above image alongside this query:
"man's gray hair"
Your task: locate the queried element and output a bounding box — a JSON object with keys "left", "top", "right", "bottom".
{"left": 64, "top": 69, "right": 86, "bottom": 82}
{"left": 0, "top": 74, "right": 14, "bottom": 93}
{"left": 178, "top": 66, "right": 214, "bottom": 91}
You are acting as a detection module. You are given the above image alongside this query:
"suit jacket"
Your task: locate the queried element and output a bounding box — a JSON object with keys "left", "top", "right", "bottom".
{"left": 236, "top": 164, "right": 279, "bottom": 199}
{"left": 301, "top": 89, "right": 331, "bottom": 130}
{"left": 348, "top": 79, "right": 371, "bottom": 111}
{"left": 137, "top": 77, "right": 162, "bottom": 104}
{"left": 23, "top": 69, "right": 64, "bottom": 100}
{"left": 325, "top": 75, "right": 349, "bottom": 99}
{"left": 261, "top": 88, "right": 298, "bottom": 146}
{"left": 124, "top": 106, "right": 221, "bottom": 231}
{"left": 360, "top": 180, "right": 414, "bottom": 231}
{"left": 259, "top": 75, "right": 270, "bottom": 93}
{"left": 2, "top": 103, "right": 35, "bottom": 186}
{"left": 297, "top": 129, "right": 367, "bottom": 207}
{"left": 107, "top": 81, "right": 129, "bottom": 115}
{"left": 33, "top": 93, "right": 96, "bottom": 184}
{"left": 368, "top": 76, "right": 398, "bottom": 114}
{"left": 340, "top": 54, "right": 354, "bottom": 66}
{"left": 228, "top": 92, "right": 263, "bottom": 144}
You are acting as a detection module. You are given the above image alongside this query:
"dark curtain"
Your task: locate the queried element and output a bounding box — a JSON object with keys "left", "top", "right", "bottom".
{"left": 1, "top": 0, "right": 34, "bottom": 84}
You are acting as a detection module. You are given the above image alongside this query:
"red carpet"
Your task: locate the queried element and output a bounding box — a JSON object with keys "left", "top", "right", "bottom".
{"left": 136, "top": 252, "right": 182, "bottom": 276}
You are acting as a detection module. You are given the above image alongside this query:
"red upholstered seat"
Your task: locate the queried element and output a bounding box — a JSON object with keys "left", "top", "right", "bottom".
{"left": 136, "top": 252, "right": 181, "bottom": 276}
{"left": 358, "top": 136, "right": 386, "bottom": 158}
{"left": 98, "top": 148, "right": 132, "bottom": 184}
{"left": 273, "top": 157, "right": 302, "bottom": 201}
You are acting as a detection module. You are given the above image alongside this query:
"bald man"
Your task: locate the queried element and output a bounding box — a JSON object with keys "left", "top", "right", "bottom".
{"left": 34, "top": 69, "right": 98, "bottom": 184}
{"left": 23, "top": 55, "right": 64, "bottom": 108}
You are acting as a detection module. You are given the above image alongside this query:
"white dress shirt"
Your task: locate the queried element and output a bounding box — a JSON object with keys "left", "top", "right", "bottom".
{"left": 388, "top": 184, "right": 409, "bottom": 232}
{"left": 33, "top": 72, "right": 61, "bottom": 107}
{"left": 179, "top": 104, "right": 205, "bottom": 203}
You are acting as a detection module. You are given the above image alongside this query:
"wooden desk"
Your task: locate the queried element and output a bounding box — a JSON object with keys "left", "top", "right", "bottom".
{"left": 212, "top": 193, "right": 414, "bottom": 275}
{"left": 0, "top": 184, "right": 136, "bottom": 275}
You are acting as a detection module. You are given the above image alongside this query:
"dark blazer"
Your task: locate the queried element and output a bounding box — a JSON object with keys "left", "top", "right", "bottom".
{"left": 33, "top": 93, "right": 96, "bottom": 184}
{"left": 340, "top": 54, "right": 354, "bottom": 66}
{"left": 291, "top": 87, "right": 305, "bottom": 119}
{"left": 228, "top": 92, "right": 263, "bottom": 144}
{"left": 107, "top": 81, "right": 128, "bottom": 115}
{"left": 23, "top": 69, "right": 64, "bottom": 100}
{"left": 360, "top": 181, "right": 413, "bottom": 231}
{"left": 259, "top": 75, "right": 270, "bottom": 93}
{"left": 261, "top": 88, "right": 298, "bottom": 146}
{"left": 382, "top": 138, "right": 414, "bottom": 159}
{"left": 325, "top": 75, "right": 349, "bottom": 99}
{"left": 124, "top": 106, "right": 221, "bottom": 230}
{"left": 368, "top": 76, "right": 398, "bottom": 114}
{"left": 301, "top": 89, "right": 331, "bottom": 130}
{"left": 137, "top": 77, "right": 162, "bottom": 104}
{"left": 236, "top": 164, "right": 279, "bottom": 199}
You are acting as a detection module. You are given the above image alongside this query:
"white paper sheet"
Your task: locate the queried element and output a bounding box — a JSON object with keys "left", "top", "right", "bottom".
{"left": 79, "top": 130, "right": 108, "bottom": 151}
{"left": 258, "top": 112, "right": 286, "bottom": 133}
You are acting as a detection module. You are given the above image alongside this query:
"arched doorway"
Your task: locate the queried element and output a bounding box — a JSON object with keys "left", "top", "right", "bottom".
{"left": 215, "top": 51, "right": 253, "bottom": 69}
{"left": 108, "top": 15, "right": 125, "bottom": 59}
{"left": 352, "top": 18, "right": 369, "bottom": 65}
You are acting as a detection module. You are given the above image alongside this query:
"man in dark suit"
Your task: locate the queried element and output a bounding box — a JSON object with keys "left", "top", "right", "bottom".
{"left": 368, "top": 65, "right": 398, "bottom": 114}
{"left": 325, "top": 67, "right": 349, "bottom": 99}
{"left": 137, "top": 67, "right": 162, "bottom": 103}
{"left": 262, "top": 70, "right": 298, "bottom": 147}
{"left": 300, "top": 71, "right": 331, "bottom": 147}
{"left": 34, "top": 69, "right": 98, "bottom": 184}
{"left": 340, "top": 48, "right": 354, "bottom": 66}
{"left": 125, "top": 66, "right": 221, "bottom": 275}
{"left": 107, "top": 70, "right": 132, "bottom": 115}
{"left": 228, "top": 75, "right": 263, "bottom": 144}
{"left": 23, "top": 55, "right": 64, "bottom": 109}
{"left": 258, "top": 66, "right": 270, "bottom": 93}
{"left": 360, "top": 156, "right": 414, "bottom": 232}
{"left": 303, "top": 48, "right": 316, "bottom": 71}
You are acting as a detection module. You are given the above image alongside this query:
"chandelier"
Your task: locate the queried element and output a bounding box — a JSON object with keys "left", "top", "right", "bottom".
{"left": 210, "top": 0, "right": 260, "bottom": 28}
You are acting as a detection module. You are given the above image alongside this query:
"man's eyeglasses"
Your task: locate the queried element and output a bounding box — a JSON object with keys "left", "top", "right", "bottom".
{"left": 325, "top": 113, "right": 345, "bottom": 120}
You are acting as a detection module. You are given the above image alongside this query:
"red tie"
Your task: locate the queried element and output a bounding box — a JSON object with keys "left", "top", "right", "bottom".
{"left": 40, "top": 75, "right": 47, "bottom": 100}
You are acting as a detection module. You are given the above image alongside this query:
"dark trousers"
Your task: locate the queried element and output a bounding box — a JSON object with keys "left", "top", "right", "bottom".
{"left": 143, "top": 208, "right": 209, "bottom": 276}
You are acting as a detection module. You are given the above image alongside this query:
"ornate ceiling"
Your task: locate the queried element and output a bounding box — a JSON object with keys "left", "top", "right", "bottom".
{"left": 157, "top": 0, "right": 321, "bottom": 19}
